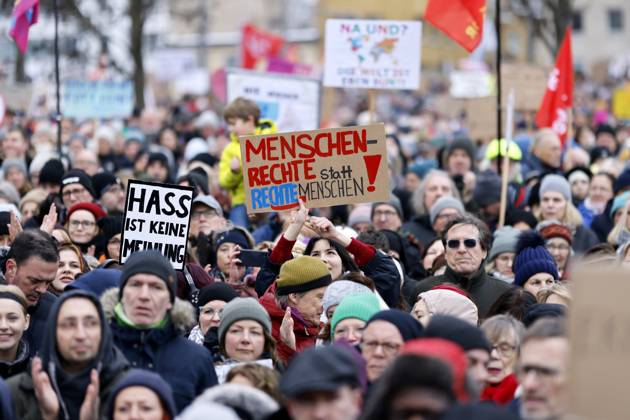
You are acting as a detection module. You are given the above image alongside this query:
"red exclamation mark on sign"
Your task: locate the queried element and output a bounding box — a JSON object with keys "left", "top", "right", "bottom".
{"left": 363, "top": 155, "right": 381, "bottom": 192}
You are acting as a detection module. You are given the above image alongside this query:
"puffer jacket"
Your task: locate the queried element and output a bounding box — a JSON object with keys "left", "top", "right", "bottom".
{"left": 219, "top": 119, "right": 277, "bottom": 205}
{"left": 0, "top": 340, "right": 29, "bottom": 379}
{"left": 101, "top": 288, "right": 218, "bottom": 413}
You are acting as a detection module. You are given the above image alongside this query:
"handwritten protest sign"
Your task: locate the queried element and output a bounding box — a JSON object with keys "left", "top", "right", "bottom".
{"left": 120, "top": 180, "right": 194, "bottom": 270}
{"left": 226, "top": 69, "right": 321, "bottom": 132}
{"left": 323, "top": 19, "right": 422, "bottom": 90}
{"left": 567, "top": 264, "right": 630, "bottom": 418}
{"left": 63, "top": 80, "right": 134, "bottom": 119}
{"left": 240, "top": 124, "right": 389, "bottom": 213}
{"left": 449, "top": 70, "right": 494, "bottom": 98}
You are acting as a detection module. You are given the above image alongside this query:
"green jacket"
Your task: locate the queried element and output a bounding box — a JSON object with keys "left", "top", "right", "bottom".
{"left": 219, "top": 119, "right": 277, "bottom": 205}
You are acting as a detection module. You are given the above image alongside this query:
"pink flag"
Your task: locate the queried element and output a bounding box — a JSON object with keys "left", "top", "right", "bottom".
{"left": 9, "top": 0, "right": 40, "bottom": 54}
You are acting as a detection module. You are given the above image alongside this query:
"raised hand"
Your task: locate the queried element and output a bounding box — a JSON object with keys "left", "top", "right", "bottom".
{"left": 307, "top": 216, "right": 351, "bottom": 247}
{"left": 8, "top": 211, "right": 22, "bottom": 244}
{"left": 31, "top": 357, "right": 59, "bottom": 420}
{"left": 79, "top": 369, "right": 100, "bottom": 420}
{"left": 279, "top": 307, "right": 296, "bottom": 350}
{"left": 285, "top": 199, "right": 310, "bottom": 241}
{"left": 226, "top": 246, "right": 245, "bottom": 285}
{"left": 40, "top": 203, "right": 58, "bottom": 234}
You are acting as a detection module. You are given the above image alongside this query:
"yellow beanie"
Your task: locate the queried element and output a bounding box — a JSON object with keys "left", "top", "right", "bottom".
{"left": 276, "top": 256, "right": 332, "bottom": 295}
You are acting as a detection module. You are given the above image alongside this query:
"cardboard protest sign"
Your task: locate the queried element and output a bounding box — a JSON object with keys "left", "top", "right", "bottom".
{"left": 240, "top": 124, "right": 389, "bottom": 213}
{"left": 120, "top": 180, "right": 194, "bottom": 270}
{"left": 449, "top": 70, "right": 494, "bottom": 98}
{"left": 567, "top": 264, "right": 630, "bottom": 418}
{"left": 501, "top": 63, "right": 547, "bottom": 111}
{"left": 62, "top": 80, "right": 134, "bottom": 119}
{"left": 226, "top": 69, "right": 321, "bottom": 132}
{"left": 323, "top": 19, "right": 422, "bottom": 90}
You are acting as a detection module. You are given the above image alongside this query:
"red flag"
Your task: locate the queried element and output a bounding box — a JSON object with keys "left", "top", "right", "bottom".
{"left": 535, "top": 27, "right": 573, "bottom": 145}
{"left": 424, "top": 0, "right": 486, "bottom": 52}
{"left": 241, "top": 24, "right": 284, "bottom": 69}
{"left": 9, "top": 0, "right": 39, "bottom": 54}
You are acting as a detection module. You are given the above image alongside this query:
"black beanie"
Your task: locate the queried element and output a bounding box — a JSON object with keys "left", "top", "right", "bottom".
{"left": 423, "top": 315, "right": 491, "bottom": 353}
{"left": 99, "top": 215, "right": 123, "bottom": 242}
{"left": 366, "top": 309, "right": 424, "bottom": 341}
{"left": 92, "top": 172, "right": 121, "bottom": 199}
{"left": 197, "top": 283, "right": 238, "bottom": 308}
{"left": 39, "top": 159, "right": 65, "bottom": 187}
{"left": 61, "top": 169, "right": 95, "bottom": 197}
{"left": 120, "top": 250, "right": 177, "bottom": 303}
{"left": 523, "top": 303, "right": 566, "bottom": 328}
{"left": 447, "top": 138, "right": 476, "bottom": 168}
{"left": 215, "top": 229, "right": 251, "bottom": 250}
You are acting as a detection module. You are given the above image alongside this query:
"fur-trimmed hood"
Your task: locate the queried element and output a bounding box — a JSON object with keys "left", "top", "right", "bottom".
{"left": 100, "top": 287, "right": 197, "bottom": 333}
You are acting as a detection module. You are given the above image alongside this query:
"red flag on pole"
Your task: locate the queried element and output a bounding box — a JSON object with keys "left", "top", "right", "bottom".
{"left": 424, "top": 0, "right": 486, "bottom": 52}
{"left": 535, "top": 27, "right": 573, "bottom": 145}
{"left": 241, "top": 24, "right": 284, "bottom": 69}
{"left": 9, "top": 0, "right": 39, "bottom": 54}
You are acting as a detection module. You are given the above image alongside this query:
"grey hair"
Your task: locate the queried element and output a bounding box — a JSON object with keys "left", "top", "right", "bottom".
{"left": 481, "top": 314, "right": 525, "bottom": 348}
{"left": 411, "top": 169, "right": 461, "bottom": 215}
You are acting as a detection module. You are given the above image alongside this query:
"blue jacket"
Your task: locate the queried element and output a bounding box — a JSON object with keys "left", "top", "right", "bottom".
{"left": 0, "top": 377, "right": 14, "bottom": 420}
{"left": 104, "top": 290, "right": 218, "bottom": 413}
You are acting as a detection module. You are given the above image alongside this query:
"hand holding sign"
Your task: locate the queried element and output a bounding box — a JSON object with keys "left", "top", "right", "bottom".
{"left": 284, "top": 199, "right": 310, "bottom": 242}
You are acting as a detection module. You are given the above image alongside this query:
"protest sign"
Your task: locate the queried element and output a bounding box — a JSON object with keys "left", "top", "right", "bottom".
{"left": 62, "top": 80, "right": 134, "bottom": 119}
{"left": 449, "top": 70, "right": 494, "bottom": 98}
{"left": 323, "top": 19, "right": 422, "bottom": 90}
{"left": 120, "top": 180, "right": 194, "bottom": 270}
{"left": 501, "top": 63, "right": 547, "bottom": 111}
{"left": 240, "top": 124, "right": 389, "bottom": 213}
{"left": 612, "top": 84, "right": 630, "bottom": 120}
{"left": 567, "top": 264, "right": 630, "bottom": 418}
{"left": 227, "top": 68, "right": 321, "bottom": 132}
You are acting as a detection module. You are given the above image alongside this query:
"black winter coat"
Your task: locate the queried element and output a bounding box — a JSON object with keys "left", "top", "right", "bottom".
{"left": 24, "top": 292, "right": 57, "bottom": 356}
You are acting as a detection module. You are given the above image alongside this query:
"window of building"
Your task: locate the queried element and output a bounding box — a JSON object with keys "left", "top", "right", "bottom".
{"left": 572, "top": 10, "right": 583, "bottom": 32}
{"left": 608, "top": 8, "right": 624, "bottom": 32}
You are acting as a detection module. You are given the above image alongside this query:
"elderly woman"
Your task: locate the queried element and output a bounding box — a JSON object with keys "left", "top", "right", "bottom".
{"left": 411, "top": 285, "right": 478, "bottom": 326}
{"left": 189, "top": 283, "right": 239, "bottom": 350}
{"left": 486, "top": 227, "right": 520, "bottom": 283}
{"left": 536, "top": 174, "right": 599, "bottom": 252}
{"left": 0, "top": 286, "right": 30, "bottom": 379}
{"left": 480, "top": 314, "right": 525, "bottom": 405}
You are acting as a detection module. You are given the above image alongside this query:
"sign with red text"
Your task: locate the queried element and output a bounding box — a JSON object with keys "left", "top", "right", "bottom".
{"left": 323, "top": 19, "right": 422, "bottom": 90}
{"left": 240, "top": 124, "right": 389, "bottom": 213}
{"left": 120, "top": 180, "right": 194, "bottom": 270}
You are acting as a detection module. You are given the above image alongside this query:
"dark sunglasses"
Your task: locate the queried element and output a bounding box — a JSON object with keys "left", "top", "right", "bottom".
{"left": 446, "top": 238, "right": 478, "bottom": 249}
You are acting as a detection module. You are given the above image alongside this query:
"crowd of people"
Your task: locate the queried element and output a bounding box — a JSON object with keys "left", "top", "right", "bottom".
{"left": 0, "top": 87, "right": 626, "bottom": 419}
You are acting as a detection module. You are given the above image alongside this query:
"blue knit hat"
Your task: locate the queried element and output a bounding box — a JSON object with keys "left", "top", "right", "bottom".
{"left": 107, "top": 369, "right": 177, "bottom": 419}
{"left": 513, "top": 230, "right": 558, "bottom": 287}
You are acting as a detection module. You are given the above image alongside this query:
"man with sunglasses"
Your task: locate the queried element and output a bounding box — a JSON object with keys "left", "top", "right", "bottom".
{"left": 411, "top": 214, "right": 512, "bottom": 318}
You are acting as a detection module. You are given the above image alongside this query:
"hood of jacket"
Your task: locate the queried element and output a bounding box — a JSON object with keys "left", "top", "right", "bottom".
{"left": 100, "top": 287, "right": 196, "bottom": 334}
{"left": 40, "top": 290, "right": 129, "bottom": 420}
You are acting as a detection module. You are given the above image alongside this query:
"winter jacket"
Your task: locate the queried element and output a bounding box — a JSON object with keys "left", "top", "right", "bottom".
{"left": 0, "top": 340, "right": 29, "bottom": 379}
{"left": 219, "top": 119, "right": 277, "bottom": 206}
{"left": 259, "top": 284, "right": 320, "bottom": 363}
{"left": 0, "top": 377, "right": 14, "bottom": 420}
{"left": 101, "top": 288, "right": 218, "bottom": 413}
{"left": 24, "top": 292, "right": 57, "bottom": 356}
{"left": 255, "top": 236, "right": 401, "bottom": 308}
{"left": 572, "top": 224, "right": 600, "bottom": 253}
{"left": 591, "top": 199, "right": 615, "bottom": 242}
{"left": 402, "top": 214, "right": 436, "bottom": 249}
{"left": 7, "top": 290, "right": 129, "bottom": 420}
{"left": 411, "top": 265, "right": 513, "bottom": 319}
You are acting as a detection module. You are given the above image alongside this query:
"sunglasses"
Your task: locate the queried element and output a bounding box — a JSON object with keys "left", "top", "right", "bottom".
{"left": 446, "top": 238, "right": 478, "bottom": 249}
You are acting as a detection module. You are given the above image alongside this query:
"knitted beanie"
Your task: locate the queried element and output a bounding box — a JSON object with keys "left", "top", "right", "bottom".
{"left": 418, "top": 288, "right": 478, "bottom": 326}
{"left": 473, "top": 170, "right": 502, "bottom": 208}
{"left": 513, "top": 231, "right": 558, "bottom": 287}
{"left": 218, "top": 297, "right": 272, "bottom": 344}
{"left": 67, "top": 201, "right": 107, "bottom": 221}
{"left": 120, "top": 250, "right": 177, "bottom": 303}
{"left": 322, "top": 280, "right": 373, "bottom": 315}
{"left": 424, "top": 315, "right": 491, "bottom": 353}
{"left": 330, "top": 293, "right": 381, "bottom": 339}
{"left": 276, "top": 256, "right": 332, "bottom": 296}
{"left": 106, "top": 369, "right": 177, "bottom": 420}
{"left": 61, "top": 169, "right": 96, "bottom": 197}
{"left": 198, "top": 283, "right": 239, "bottom": 308}
{"left": 366, "top": 309, "right": 424, "bottom": 341}
{"left": 39, "top": 159, "right": 65, "bottom": 187}
{"left": 215, "top": 228, "right": 251, "bottom": 250}
{"left": 91, "top": 172, "right": 121, "bottom": 199}
{"left": 539, "top": 174, "right": 571, "bottom": 201}
{"left": 371, "top": 194, "right": 403, "bottom": 220}
{"left": 347, "top": 204, "right": 372, "bottom": 229}
{"left": 488, "top": 226, "right": 520, "bottom": 262}
{"left": 610, "top": 191, "right": 630, "bottom": 218}
{"left": 429, "top": 196, "right": 464, "bottom": 225}
{"left": 538, "top": 223, "right": 573, "bottom": 245}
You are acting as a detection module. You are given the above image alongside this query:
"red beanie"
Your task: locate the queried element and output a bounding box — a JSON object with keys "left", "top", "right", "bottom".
{"left": 401, "top": 338, "right": 470, "bottom": 402}
{"left": 539, "top": 223, "right": 573, "bottom": 245}
{"left": 67, "top": 202, "right": 107, "bottom": 221}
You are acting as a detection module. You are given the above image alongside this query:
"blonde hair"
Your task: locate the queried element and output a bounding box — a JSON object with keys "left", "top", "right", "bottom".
{"left": 534, "top": 198, "right": 583, "bottom": 226}
{"left": 608, "top": 197, "right": 630, "bottom": 245}
{"left": 537, "top": 283, "right": 571, "bottom": 305}
{"left": 0, "top": 285, "right": 28, "bottom": 313}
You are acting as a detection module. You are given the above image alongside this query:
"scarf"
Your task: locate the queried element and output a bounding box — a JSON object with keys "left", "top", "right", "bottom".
{"left": 114, "top": 303, "right": 168, "bottom": 330}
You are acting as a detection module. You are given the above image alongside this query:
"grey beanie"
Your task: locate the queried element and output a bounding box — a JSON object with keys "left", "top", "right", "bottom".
{"left": 540, "top": 174, "right": 571, "bottom": 201}
{"left": 429, "top": 196, "right": 465, "bottom": 225}
{"left": 2, "top": 158, "right": 28, "bottom": 177}
{"left": 488, "top": 226, "right": 520, "bottom": 262}
{"left": 322, "top": 280, "right": 374, "bottom": 316}
{"left": 371, "top": 194, "right": 403, "bottom": 220}
{"left": 193, "top": 195, "right": 224, "bottom": 218}
{"left": 218, "top": 297, "right": 272, "bottom": 344}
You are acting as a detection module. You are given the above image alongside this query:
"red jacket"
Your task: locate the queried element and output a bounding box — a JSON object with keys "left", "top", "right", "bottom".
{"left": 259, "top": 284, "right": 321, "bottom": 363}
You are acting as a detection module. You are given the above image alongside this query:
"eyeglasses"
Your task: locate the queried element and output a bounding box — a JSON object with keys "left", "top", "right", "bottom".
{"left": 492, "top": 342, "right": 517, "bottom": 357}
{"left": 516, "top": 364, "right": 561, "bottom": 381}
{"left": 546, "top": 243, "right": 570, "bottom": 252}
{"left": 446, "top": 238, "right": 478, "bottom": 249}
{"left": 373, "top": 210, "right": 398, "bottom": 218}
{"left": 361, "top": 340, "right": 401, "bottom": 355}
{"left": 69, "top": 220, "right": 96, "bottom": 229}
{"left": 62, "top": 187, "right": 87, "bottom": 198}
{"left": 200, "top": 308, "right": 223, "bottom": 317}
{"left": 191, "top": 209, "right": 218, "bottom": 220}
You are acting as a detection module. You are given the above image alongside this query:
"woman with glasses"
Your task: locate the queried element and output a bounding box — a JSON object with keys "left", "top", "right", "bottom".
{"left": 65, "top": 201, "right": 107, "bottom": 256}
{"left": 538, "top": 222, "right": 573, "bottom": 280}
{"left": 189, "top": 283, "right": 239, "bottom": 347}
{"left": 480, "top": 314, "right": 525, "bottom": 405}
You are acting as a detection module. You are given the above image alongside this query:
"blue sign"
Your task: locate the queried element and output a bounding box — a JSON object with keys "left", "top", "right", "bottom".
{"left": 63, "top": 80, "right": 134, "bottom": 119}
